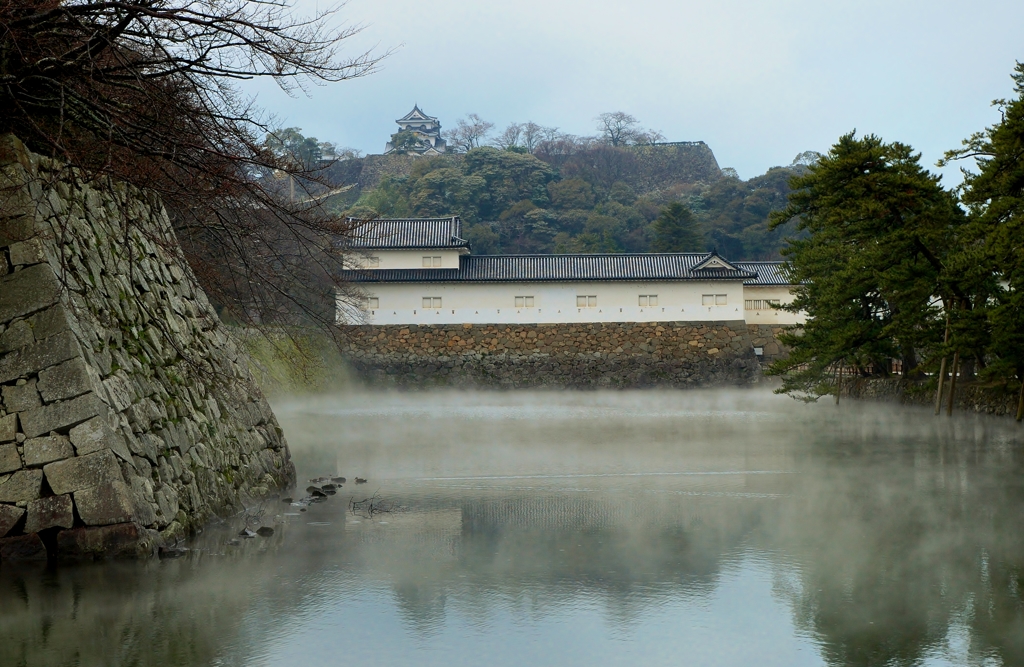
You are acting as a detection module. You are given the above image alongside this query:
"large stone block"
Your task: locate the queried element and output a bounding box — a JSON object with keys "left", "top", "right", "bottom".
{"left": 74, "top": 480, "right": 134, "bottom": 526}
{"left": 69, "top": 415, "right": 132, "bottom": 462}
{"left": 37, "top": 357, "right": 93, "bottom": 403}
{"left": 9, "top": 238, "right": 45, "bottom": 266}
{"left": 43, "top": 449, "right": 124, "bottom": 495}
{"left": 0, "top": 503, "right": 24, "bottom": 537}
{"left": 56, "top": 522, "right": 154, "bottom": 560}
{"left": 0, "top": 469, "right": 42, "bottom": 502}
{"left": 28, "top": 304, "right": 71, "bottom": 340}
{"left": 127, "top": 476, "right": 157, "bottom": 527}
{"left": 0, "top": 319, "right": 33, "bottom": 353}
{"left": 23, "top": 434, "right": 74, "bottom": 467}
{"left": 0, "top": 330, "right": 81, "bottom": 384}
{"left": 0, "top": 413, "right": 15, "bottom": 443}
{"left": 0, "top": 213, "right": 35, "bottom": 248}
{"left": 154, "top": 484, "right": 179, "bottom": 527}
{"left": 25, "top": 493, "right": 74, "bottom": 532}
{"left": 19, "top": 392, "right": 104, "bottom": 438}
{"left": 0, "top": 443, "right": 22, "bottom": 473}
{"left": 0, "top": 263, "right": 60, "bottom": 325}
{"left": 0, "top": 533, "right": 47, "bottom": 561}
{"left": 2, "top": 378, "right": 42, "bottom": 411}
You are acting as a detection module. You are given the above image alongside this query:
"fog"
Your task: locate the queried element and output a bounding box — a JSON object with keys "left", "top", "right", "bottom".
{"left": 3, "top": 388, "right": 1022, "bottom": 666}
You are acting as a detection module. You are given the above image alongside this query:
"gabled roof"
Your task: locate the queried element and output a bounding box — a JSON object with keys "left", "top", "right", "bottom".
{"left": 342, "top": 217, "right": 468, "bottom": 249}
{"left": 397, "top": 105, "right": 437, "bottom": 123}
{"left": 734, "top": 261, "right": 793, "bottom": 286}
{"left": 691, "top": 251, "right": 741, "bottom": 273}
{"left": 342, "top": 252, "right": 758, "bottom": 283}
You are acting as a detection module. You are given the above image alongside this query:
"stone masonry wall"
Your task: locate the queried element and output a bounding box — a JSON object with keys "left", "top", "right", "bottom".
{"left": 747, "top": 324, "right": 791, "bottom": 366}
{"left": 0, "top": 136, "right": 295, "bottom": 562}
{"left": 841, "top": 377, "right": 1020, "bottom": 419}
{"left": 341, "top": 321, "right": 768, "bottom": 388}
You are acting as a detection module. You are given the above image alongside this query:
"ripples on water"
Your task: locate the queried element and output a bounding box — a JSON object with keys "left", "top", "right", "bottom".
{"left": 1, "top": 388, "right": 1022, "bottom": 667}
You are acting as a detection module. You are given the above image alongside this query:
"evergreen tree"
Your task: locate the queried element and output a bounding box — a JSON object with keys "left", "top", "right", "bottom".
{"left": 943, "top": 63, "right": 1024, "bottom": 412}
{"left": 651, "top": 202, "right": 703, "bottom": 252}
{"left": 767, "top": 132, "right": 966, "bottom": 400}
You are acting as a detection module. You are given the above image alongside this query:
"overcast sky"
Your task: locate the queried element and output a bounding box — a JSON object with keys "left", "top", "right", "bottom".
{"left": 242, "top": 0, "right": 1024, "bottom": 181}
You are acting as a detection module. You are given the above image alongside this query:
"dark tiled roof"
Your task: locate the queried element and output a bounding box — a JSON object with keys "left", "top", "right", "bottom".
{"left": 342, "top": 217, "right": 467, "bottom": 249}
{"left": 343, "top": 253, "right": 758, "bottom": 283}
{"left": 397, "top": 105, "right": 436, "bottom": 122}
{"left": 734, "top": 262, "right": 793, "bottom": 286}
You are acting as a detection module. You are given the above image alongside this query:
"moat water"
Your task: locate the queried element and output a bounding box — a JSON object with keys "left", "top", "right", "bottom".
{"left": 2, "top": 389, "right": 1023, "bottom": 667}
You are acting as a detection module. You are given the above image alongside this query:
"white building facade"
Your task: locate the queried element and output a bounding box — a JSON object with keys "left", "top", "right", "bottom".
{"left": 338, "top": 217, "right": 804, "bottom": 326}
{"left": 383, "top": 106, "right": 448, "bottom": 155}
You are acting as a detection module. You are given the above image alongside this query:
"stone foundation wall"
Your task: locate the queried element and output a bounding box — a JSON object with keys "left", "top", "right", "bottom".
{"left": 340, "top": 321, "right": 769, "bottom": 388}
{"left": 747, "top": 324, "right": 791, "bottom": 366}
{"left": 0, "top": 135, "right": 295, "bottom": 562}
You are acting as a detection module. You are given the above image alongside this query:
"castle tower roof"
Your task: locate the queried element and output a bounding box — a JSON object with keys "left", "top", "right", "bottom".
{"left": 397, "top": 105, "right": 436, "bottom": 123}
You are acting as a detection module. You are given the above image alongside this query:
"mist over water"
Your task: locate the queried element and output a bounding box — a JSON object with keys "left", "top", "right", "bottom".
{"left": 2, "top": 389, "right": 1023, "bottom": 666}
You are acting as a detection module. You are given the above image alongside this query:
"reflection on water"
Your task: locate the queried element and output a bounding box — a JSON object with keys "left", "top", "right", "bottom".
{"left": 2, "top": 389, "right": 1023, "bottom": 666}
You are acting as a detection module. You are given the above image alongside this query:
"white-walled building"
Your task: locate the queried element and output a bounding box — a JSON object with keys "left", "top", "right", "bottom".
{"left": 337, "top": 217, "right": 804, "bottom": 326}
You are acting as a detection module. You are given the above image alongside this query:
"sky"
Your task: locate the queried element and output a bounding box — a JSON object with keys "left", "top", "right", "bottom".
{"left": 241, "top": 0, "right": 1024, "bottom": 182}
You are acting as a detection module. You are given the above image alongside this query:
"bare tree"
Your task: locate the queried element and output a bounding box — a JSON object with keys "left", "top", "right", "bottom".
{"left": 442, "top": 113, "right": 495, "bottom": 153}
{"left": 596, "top": 112, "right": 641, "bottom": 147}
{"left": 535, "top": 133, "right": 598, "bottom": 161}
{"left": 492, "top": 122, "right": 523, "bottom": 150}
{"left": 520, "top": 121, "right": 559, "bottom": 154}
{"left": 0, "top": 0, "right": 387, "bottom": 334}
{"left": 634, "top": 128, "right": 666, "bottom": 145}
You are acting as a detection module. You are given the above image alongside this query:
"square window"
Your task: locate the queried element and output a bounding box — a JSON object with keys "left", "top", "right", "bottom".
{"left": 433, "top": 256, "right": 442, "bottom": 267}
{"left": 365, "top": 297, "right": 379, "bottom": 309}
{"left": 588, "top": 296, "right": 597, "bottom": 307}
{"left": 716, "top": 294, "right": 727, "bottom": 305}
{"left": 422, "top": 297, "right": 432, "bottom": 308}
{"left": 422, "top": 256, "right": 432, "bottom": 267}
{"left": 366, "top": 257, "right": 380, "bottom": 268}
{"left": 577, "top": 296, "right": 587, "bottom": 307}
{"left": 515, "top": 297, "right": 524, "bottom": 307}
{"left": 702, "top": 294, "right": 714, "bottom": 306}
{"left": 638, "top": 295, "right": 648, "bottom": 307}
{"left": 432, "top": 297, "right": 442, "bottom": 308}
{"left": 525, "top": 296, "right": 534, "bottom": 307}
{"left": 648, "top": 295, "right": 657, "bottom": 306}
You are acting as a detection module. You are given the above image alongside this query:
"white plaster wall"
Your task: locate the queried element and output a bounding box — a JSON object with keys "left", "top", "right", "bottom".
{"left": 353, "top": 248, "right": 467, "bottom": 269}
{"left": 742, "top": 285, "right": 805, "bottom": 325}
{"left": 343, "top": 280, "right": 750, "bottom": 325}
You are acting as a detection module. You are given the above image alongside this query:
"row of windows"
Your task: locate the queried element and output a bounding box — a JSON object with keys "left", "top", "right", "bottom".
{"left": 363, "top": 294, "right": 735, "bottom": 310}
{"left": 745, "top": 299, "right": 780, "bottom": 310}
{"left": 360, "top": 256, "right": 442, "bottom": 268}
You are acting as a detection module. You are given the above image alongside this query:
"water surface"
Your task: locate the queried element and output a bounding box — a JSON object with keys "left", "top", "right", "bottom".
{"left": 2, "top": 389, "right": 1023, "bottom": 666}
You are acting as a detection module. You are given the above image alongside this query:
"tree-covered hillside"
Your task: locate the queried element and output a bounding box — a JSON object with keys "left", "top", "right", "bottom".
{"left": 342, "top": 145, "right": 811, "bottom": 259}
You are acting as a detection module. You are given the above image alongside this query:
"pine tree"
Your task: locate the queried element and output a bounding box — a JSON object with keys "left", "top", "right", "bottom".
{"left": 944, "top": 63, "right": 1024, "bottom": 414}
{"left": 651, "top": 202, "right": 702, "bottom": 252}
{"left": 767, "top": 132, "right": 966, "bottom": 400}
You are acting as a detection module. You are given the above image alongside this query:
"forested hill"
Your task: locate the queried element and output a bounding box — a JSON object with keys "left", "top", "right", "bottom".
{"left": 325, "top": 143, "right": 811, "bottom": 260}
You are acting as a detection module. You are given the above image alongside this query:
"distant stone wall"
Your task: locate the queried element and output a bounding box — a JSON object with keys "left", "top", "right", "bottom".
{"left": 0, "top": 135, "right": 295, "bottom": 562}
{"left": 842, "top": 378, "right": 1020, "bottom": 418}
{"left": 340, "top": 321, "right": 766, "bottom": 388}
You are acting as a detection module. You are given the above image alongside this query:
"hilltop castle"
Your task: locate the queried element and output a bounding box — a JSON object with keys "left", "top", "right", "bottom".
{"left": 384, "top": 105, "right": 447, "bottom": 156}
